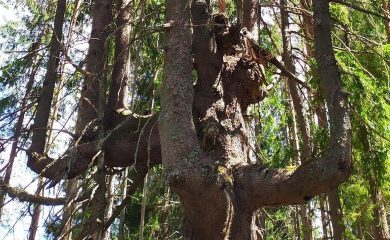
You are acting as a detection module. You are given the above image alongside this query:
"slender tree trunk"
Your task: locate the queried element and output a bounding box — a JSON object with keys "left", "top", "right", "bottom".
{"left": 316, "top": 102, "right": 346, "bottom": 240}
{"left": 76, "top": 0, "right": 112, "bottom": 133}
{"left": 55, "top": 2, "right": 83, "bottom": 238}
{"left": 129, "top": 0, "right": 146, "bottom": 110}
{"left": 139, "top": 175, "right": 149, "bottom": 240}
{"left": 105, "top": 0, "right": 131, "bottom": 126}
{"left": 319, "top": 194, "right": 329, "bottom": 239}
{"left": 251, "top": 210, "right": 266, "bottom": 240}
{"left": 103, "top": 175, "right": 115, "bottom": 240}
{"left": 299, "top": 0, "right": 348, "bottom": 238}
{"left": 28, "top": 178, "right": 43, "bottom": 240}
{"left": 118, "top": 169, "right": 128, "bottom": 240}
{"left": 328, "top": 189, "right": 345, "bottom": 240}
{"left": 293, "top": 206, "right": 302, "bottom": 240}
{"left": 357, "top": 124, "right": 390, "bottom": 240}
{"left": 157, "top": 186, "right": 171, "bottom": 239}
{"left": 59, "top": 179, "right": 77, "bottom": 240}
{"left": 25, "top": 0, "right": 67, "bottom": 237}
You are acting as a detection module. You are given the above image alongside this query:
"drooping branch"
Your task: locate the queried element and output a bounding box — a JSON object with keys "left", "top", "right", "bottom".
{"left": 0, "top": 179, "right": 65, "bottom": 206}
{"left": 26, "top": 113, "right": 161, "bottom": 180}
{"left": 238, "top": 0, "right": 352, "bottom": 209}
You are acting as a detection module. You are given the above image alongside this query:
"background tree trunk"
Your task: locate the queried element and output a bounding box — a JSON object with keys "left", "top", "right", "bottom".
{"left": 328, "top": 189, "right": 345, "bottom": 240}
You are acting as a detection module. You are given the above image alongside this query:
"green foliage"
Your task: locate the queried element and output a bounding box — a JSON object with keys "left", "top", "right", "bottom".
{"left": 253, "top": 83, "right": 293, "bottom": 167}
{"left": 114, "top": 167, "right": 183, "bottom": 239}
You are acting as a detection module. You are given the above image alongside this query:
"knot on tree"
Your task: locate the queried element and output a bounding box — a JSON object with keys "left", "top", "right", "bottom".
{"left": 211, "top": 15, "right": 271, "bottom": 109}
{"left": 222, "top": 55, "right": 268, "bottom": 109}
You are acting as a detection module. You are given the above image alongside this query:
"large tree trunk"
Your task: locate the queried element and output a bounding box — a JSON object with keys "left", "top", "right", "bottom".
{"left": 158, "top": 0, "right": 351, "bottom": 238}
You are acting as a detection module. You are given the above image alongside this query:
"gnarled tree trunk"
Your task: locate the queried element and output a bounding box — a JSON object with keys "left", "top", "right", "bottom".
{"left": 158, "top": 0, "right": 352, "bottom": 238}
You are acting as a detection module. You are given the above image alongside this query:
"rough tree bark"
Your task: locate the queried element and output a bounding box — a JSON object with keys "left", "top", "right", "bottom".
{"left": 157, "top": 0, "right": 351, "bottom": 238}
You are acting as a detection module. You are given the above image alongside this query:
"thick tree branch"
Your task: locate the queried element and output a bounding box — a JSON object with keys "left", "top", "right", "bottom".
{"left": 27, "top": 114, "right": 161, "bottom": 180}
